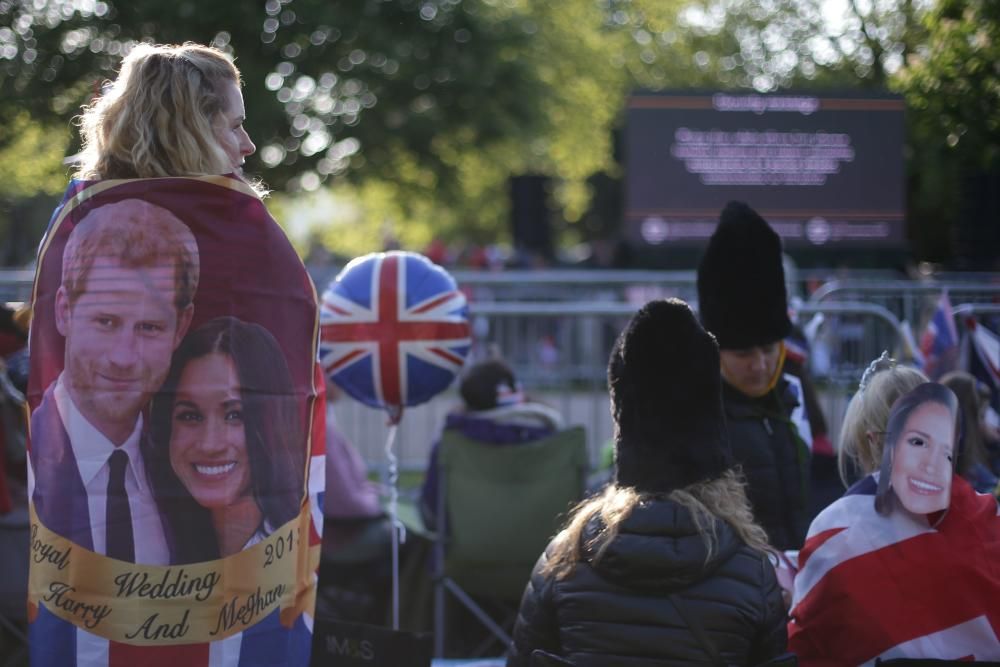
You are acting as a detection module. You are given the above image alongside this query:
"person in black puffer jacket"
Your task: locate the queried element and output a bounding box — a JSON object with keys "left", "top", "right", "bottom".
{"left": 508, "top": 298, "right": 788, "bottom": 667}
{"left": 697, "top": 202, "right": 812, "bottom": 550}
{"left": 722, "top": 377, "right": 810, "bottom": 551}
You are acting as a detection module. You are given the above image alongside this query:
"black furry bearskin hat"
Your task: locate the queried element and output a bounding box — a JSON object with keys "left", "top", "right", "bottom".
{"left": 609, "top": 298, "right": 732, "bottom": 494}
{"left": 696, "top": 201, "right": 792, "bottom": 350}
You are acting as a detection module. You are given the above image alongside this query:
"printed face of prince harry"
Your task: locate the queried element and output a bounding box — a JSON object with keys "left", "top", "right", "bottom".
{"left": 55, "top": 256, "right": 193, "bottom": 446}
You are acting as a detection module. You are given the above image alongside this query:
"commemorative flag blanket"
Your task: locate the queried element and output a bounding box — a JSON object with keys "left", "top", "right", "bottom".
{"left": 788, "top": 473, "right": 1000, "bottom": 664}
{"left": 26, "top": 176, "right": 325, "bottom": 667}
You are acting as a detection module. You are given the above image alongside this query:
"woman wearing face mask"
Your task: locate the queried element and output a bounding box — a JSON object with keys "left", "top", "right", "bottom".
{"left": 788, "top": 356, "right": 1000, "bottom": 664}
{"left": 875, "top": 382, "right": 959, "bottom": 517}
{"left": 148, "top": 316, "right": 304, "bottom": 563}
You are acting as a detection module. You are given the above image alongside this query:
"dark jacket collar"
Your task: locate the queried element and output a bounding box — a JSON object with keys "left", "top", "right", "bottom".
{"left": 580, "top": 497, "right": 742, "bottom": 593}
{"left": 722, "top": 375, "right": 799, "bottom": 420}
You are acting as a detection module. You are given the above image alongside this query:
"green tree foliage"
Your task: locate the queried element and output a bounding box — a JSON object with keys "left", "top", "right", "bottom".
{"left": 625, "top": 0, "right": 931, "bottom": 91}
{"left": 898, "top": 0, "right": 1000, "bottom": 165}
{"left": 2, "top": 0, "right": 680, "bottom": 253}
{"left": 0, "top": 1, "right": 539, "bottom": 185}
{"left": 0, "top": 112, "right": 69, "bottom": 199}
{"left": 893, "top": 0, "right": 1000, "bottom": 264}
{"left": 0, "top": 1, "right": 693, "bottom": 256}
{"left": 0, "top": 111, "right": 71, "bottom": 266}
{"left": 2, "top": 0, "right": 994, "bottom": 264}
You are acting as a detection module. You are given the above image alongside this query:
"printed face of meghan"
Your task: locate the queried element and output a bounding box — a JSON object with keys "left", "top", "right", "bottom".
{"left": 889, "top": 401, "right": 954, "bottom": 515}
{"left": 169, "top": 353, "right": 252, "bottom": 510}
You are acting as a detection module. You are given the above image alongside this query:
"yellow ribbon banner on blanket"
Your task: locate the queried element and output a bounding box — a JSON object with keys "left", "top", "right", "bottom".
{"left": 27, "top": 502, "right": 320, "bottom": 645}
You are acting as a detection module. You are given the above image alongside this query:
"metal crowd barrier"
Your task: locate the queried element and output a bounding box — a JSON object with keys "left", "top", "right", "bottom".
{"left": 334, "top": 298, "right": 913, "bottom": 471}
{"left": 953, "top": 303, "right": 1000, "bottom": 318}
{"left": 808, "top": 279, "right": 1000, "bottom": 328}
{"left": 3, "top": 267, "right": 998, "bottom": 472}
{"left": 0, "top": 270, "right": 33, "bottom": 304}
{"left": 452, "top": 270, "right": 999, "bottom": 335}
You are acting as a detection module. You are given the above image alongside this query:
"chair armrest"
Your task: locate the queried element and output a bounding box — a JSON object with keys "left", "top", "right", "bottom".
{"left": 391, "top": 497, "right": 439, "bottom": 542}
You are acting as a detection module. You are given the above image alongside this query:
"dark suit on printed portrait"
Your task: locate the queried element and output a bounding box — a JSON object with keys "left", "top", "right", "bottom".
{"left": 29, "top": 383, "right": 94, "bottom": 550}
{"left": 29, "top": 381, "right": 172, "bottom": 559}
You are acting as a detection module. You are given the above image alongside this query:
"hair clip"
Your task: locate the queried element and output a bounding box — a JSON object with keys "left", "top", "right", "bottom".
{"left": 859, "top": 351, "right": 896, "bottom": 393}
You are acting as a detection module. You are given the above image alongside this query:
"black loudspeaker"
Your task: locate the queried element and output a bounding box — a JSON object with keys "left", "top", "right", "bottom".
{"left": 509, "top": 175, "right": 554, "bottom": 263}
{"left": 954, "top": 159, "right": 1000, "bottom": 269}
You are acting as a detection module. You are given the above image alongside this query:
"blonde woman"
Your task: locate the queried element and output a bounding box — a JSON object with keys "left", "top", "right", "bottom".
{"left": 26, "top": 42, "right": 321, "bottom": 667}
{"left": 837, "top": 352, "right": 929, "bottom": 485}
{"left": 767, "top": 351, "right": 921, "bottom": 610}
{"left": 789, "top": 354, "right": 1000, "bottom": 663}
{"left": 75, "top": 42, "right": 256, "bottom": 183}
{"left": 508, "top": 299, "right": 787, "bottom": 666}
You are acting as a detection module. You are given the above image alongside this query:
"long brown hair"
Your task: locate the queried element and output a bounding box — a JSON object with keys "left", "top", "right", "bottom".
{"left": 542, "top": 469, "right": 771, "bottom": 580}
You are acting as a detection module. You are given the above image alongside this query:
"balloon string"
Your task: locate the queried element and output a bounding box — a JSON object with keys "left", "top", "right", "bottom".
{"left": 384, "top": 421, "right": 406, "bottom": 630}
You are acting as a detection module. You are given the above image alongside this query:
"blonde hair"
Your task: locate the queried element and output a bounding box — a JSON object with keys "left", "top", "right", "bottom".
{"left": 75, "top": 42, "right": 240, "bottom": 180}
{"left": 542, "top": 469, "right": 771, "bottom": 580}
{"left": 62, "top": 199, "right": 199, "bottom": 312}
{"left": 838, "top": 361, "right": 928, "bottom": 483}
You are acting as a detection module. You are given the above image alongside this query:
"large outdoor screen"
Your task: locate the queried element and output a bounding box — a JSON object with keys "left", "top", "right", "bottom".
{"left": 624, "top": 91, "right": 905, "bottom": 250}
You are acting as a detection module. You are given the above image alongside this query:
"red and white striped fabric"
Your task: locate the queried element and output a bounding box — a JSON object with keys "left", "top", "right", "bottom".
{"left": 788, "top": 474, "right": 1000, "bottom": 664}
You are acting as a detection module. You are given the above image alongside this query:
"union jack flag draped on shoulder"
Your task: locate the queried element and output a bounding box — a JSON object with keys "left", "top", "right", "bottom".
{"left": 788, "top": 474, "right": 1000, "bottom": 664}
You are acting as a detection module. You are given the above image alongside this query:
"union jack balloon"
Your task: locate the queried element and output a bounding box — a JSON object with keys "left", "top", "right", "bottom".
{"left": 320, "top": 251, "right": 471, "bottom": 420}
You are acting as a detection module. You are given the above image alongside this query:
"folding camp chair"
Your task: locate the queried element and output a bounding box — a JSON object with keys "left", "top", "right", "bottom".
{"left": 432, "top": 426, "right": 589, "bottom": 658}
